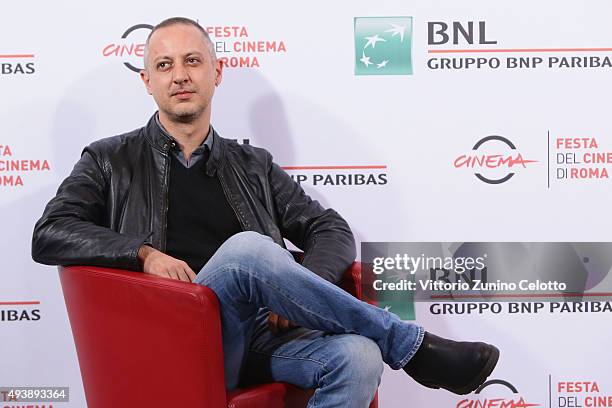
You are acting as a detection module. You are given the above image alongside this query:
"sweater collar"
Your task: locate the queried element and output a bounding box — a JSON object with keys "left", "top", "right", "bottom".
{"left": 145, "top": 112, "right": 222, "bottom": 176}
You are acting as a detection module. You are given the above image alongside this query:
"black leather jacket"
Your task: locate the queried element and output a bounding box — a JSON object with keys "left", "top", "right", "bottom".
{"left": 32, "top": 114, "right": 356, "bottom": 283}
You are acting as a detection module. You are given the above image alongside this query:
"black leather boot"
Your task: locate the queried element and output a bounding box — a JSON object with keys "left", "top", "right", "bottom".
{"left": 403, "top": 332, "right": 499, "bottom": 395}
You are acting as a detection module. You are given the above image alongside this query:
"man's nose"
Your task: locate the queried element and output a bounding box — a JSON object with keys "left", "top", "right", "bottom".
{"left": 172, "top": 64, "right": 189, "bottom": 83}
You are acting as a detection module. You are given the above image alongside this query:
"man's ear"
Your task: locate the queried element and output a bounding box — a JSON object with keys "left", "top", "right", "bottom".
{"left": 140, "top": 69, "right": 153, "bottom": 95}
{"left": 214, "top": 59, "right": 224, "bottom": 87}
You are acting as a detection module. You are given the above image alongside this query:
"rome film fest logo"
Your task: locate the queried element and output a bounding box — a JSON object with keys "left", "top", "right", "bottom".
{"left": 102, "top": 24, "right": 153, "bottom": 72}
{"left": 0, "top": 144, "right": 51, "bottom": 187}
{"left": 557, "top": 381, "right": 612, "bottom": 407}
{"left": 457, "top": 379, "right": 540, "bottom": 408}
{"left": 354, "top": 16, "right": 413, "bottom": 75}
{"left": 103, "top": 23, "right": 287, "bottom": 72}
{"left": 454, "top": 135, "right": 537, "bottom": 184}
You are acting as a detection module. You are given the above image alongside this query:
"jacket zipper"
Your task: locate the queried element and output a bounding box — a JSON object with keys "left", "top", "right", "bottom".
{"left": 160, "top": 147, "right": 171, "bottom": 251}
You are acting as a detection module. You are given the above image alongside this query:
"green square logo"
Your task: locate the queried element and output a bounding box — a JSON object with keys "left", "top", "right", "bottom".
{"left": 354, "top": 16, "right": 413, "bottom": 75}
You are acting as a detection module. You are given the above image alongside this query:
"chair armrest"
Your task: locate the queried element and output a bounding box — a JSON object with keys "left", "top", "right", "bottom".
{"left": 338, "top": 262, "right": 362, "bottom": 299}
{"left": 59, "top": 266, "right": 226, "bottom": 408}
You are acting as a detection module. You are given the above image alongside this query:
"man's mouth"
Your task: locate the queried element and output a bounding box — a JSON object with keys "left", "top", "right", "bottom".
{"left": 172, "top": 90, "right": 195, "bottom": 99}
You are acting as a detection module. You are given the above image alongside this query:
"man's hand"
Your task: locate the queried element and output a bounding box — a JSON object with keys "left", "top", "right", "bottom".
{"left": 268, "top": 312, "right": 297, "bottom": 335}
{"left": 138, "top": 245, "right": 196, "bottom": 282}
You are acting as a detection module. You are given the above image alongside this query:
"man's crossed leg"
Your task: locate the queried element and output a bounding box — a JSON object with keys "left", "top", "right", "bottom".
{"left": 194, "top": 231, "right": 499, "bottom": 407}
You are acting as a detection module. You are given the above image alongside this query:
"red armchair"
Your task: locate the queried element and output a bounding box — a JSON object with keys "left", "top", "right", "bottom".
{"left": 59, "top": 261, "right": 379, "bottom": 408}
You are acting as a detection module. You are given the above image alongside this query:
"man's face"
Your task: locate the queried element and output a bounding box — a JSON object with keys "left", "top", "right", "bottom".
{"left": 140, "top": 24, "right": 223, "bottom": 123}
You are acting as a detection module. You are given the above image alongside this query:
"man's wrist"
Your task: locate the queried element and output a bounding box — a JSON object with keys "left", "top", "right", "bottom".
{"left": 137, "top": 245, "right": 156, "bottom": 269}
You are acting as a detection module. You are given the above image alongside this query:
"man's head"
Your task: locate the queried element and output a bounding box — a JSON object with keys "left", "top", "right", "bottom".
{"left": 140, "top": 17, "right": 223, "bottom": 124}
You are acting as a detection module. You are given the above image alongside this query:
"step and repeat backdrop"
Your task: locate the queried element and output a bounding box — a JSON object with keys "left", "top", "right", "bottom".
{"left": 2, "top": 0, "right": 612, "bottom": 407}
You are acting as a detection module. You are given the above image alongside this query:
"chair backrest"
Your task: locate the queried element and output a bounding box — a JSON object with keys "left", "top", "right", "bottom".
{"left": 59, "top": 265, "right": 227, "bottom": 408}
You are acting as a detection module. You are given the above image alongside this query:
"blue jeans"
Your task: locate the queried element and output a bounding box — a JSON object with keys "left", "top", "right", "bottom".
{"left": 193, "top": 231, "right": 424, "bottom": 408}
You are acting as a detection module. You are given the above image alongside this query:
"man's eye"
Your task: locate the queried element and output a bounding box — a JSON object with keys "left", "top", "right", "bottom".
{"left": 187, "top": 58, "right": 200, "bottom": 64}
{"left": 157, "top": 62, "right": 170, "bottom": 69}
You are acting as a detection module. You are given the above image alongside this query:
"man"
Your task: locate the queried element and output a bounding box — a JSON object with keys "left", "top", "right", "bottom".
{"left": 32, "top": 17, "right": 499, "bottom": 407}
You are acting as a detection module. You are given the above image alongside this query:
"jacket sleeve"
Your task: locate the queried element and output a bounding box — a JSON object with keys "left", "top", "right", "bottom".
{"left": 268, "top": 158, "right": 356, "bottom": 283}
{"left": 31, "top": 145, "right": 149, "bottom": 270}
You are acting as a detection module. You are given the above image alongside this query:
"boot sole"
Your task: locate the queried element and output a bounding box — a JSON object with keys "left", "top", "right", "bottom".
{"left": 415, "top": 345, "right": 500, "bottom": 395}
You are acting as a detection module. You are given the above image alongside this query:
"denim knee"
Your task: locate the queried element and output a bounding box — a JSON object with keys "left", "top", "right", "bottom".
{"left": 217, "top": 231, "right": 290, "bottom": 271}
{"left": 322, "top": 335, "right": 383, "bottom": 395}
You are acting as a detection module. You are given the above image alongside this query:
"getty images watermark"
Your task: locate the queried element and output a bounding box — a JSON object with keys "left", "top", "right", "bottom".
{"left": 361, "top": 242, "right": 612, "bottom": 308}
{"left": 371, "top": 252, "right": 566, "bottom": 292}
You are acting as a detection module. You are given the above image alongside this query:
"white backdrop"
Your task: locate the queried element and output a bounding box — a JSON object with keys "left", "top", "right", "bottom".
{"left": 2, "top": 0, "right": 612, "bottom": 407}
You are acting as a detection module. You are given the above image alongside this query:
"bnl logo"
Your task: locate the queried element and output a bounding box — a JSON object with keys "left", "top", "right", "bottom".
{"left": 354, "top": 17, "right": 413, "bottom": 75}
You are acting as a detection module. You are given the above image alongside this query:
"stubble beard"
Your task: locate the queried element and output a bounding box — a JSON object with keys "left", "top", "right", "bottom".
{"left": 166, "top": 102, "right": 207, "bottom": 124}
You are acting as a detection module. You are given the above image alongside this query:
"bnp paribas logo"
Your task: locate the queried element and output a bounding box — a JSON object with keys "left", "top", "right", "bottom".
{"left": 354, "top": 16, "right": 413, "bottom": 76}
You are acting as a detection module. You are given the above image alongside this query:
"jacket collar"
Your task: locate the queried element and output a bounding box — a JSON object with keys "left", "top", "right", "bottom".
{"left": 145, "top": 112, "right": 223, "bottom": 176}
